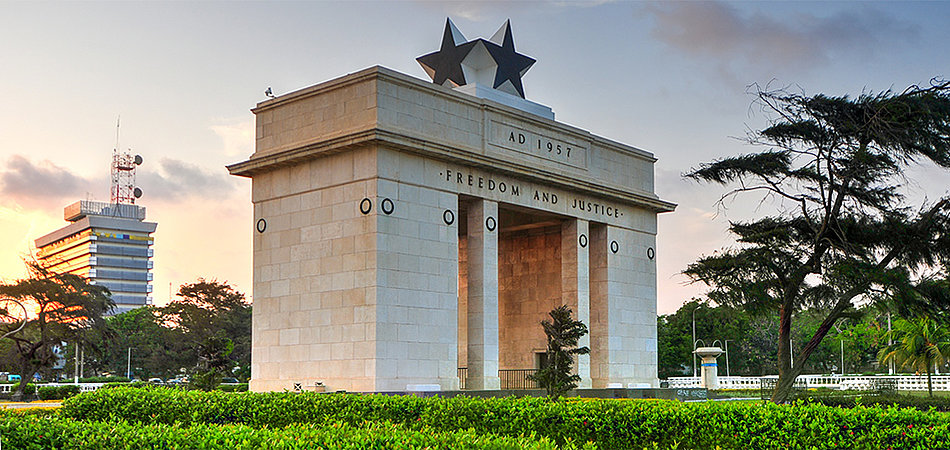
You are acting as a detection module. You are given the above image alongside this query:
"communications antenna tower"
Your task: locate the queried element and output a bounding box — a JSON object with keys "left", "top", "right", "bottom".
{"left": 110, "top": 117, "right": 143, "bottom": 204}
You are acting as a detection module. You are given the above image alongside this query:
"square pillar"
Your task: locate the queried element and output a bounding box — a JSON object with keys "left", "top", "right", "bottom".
{"left": 589, "top": 223, "right": 609, "bottom": 388}
{"left": 466, "top": 199, "right": 500, "bottom": 390}
{"left": 561, "top": 219, "right": 591, "bottom": 388}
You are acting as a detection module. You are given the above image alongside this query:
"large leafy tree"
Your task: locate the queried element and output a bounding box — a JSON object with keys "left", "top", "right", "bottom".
{"left": 80, "top": 280, "right": 252, "bottom": 382}
{"left": 84, "top": 306, "right": 180, "bottom": 379}
{"left": 657, "top": 301, "right": 866, "bottom": 378}
{"left": 685, "top": 80, "right": 950, "bottom": 402}
{"left": 0, "top": 261, "right": 113, "bottom": 400}
{"left": 157, "top": 279, "right": 251, "bottom": 385}
{"left": 879, "top": 316, "right": 950, "bottom": 397}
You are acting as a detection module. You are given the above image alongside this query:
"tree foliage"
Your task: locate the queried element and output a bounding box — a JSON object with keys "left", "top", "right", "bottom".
{"left": 79, "top": 279, "right": 251, "bottom": 384}
{"left": 159, "top": 279, "right": 251, "bottom": 387}
{"left": 528, "top": 305, "right": 589, "bottom": 400}
{"left": 658, "top": 301, "right": 899, "bottom": 379}
{"left": 82, "top": 306, "right": 180, "bottom": 380}
{"left": 0, "top": 260, "right": 114, "bottom": 400}
{"left": 879, "top": 316, "right": 950, "bottom": 397}
{"left": 685, "top": 79, "right": 950, "bottom": 403}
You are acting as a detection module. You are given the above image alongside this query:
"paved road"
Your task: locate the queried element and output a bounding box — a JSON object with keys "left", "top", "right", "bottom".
{"left": 0, "top": 402, "right": 61, "bottom": 409}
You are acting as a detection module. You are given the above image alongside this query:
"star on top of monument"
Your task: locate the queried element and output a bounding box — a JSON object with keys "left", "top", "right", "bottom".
{"left": 483, "top": 20, "right": 535, "bottom": 99}
{"left": 417, "top": 19, "right": 536, "bottom": 99}
{"left": 416, "top": 19, "right": 476, "bottom": 88}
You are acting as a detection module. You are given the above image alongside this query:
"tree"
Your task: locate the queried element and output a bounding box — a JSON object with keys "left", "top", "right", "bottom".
{"left": 879, "top": 316, "right": 950, "bottom": 397}
{"left": 685, "top": 80, "right": 950, "bottom": 402}
{"left": 84, "top": 307, "right": 180, "bottom": 380}
{"left": 658, "top": 299, "right": 753, "bottom": 378}
{"left": 0, "top": 261, "right": 113, "bottom": 400}
{"left": 157, "top": 279, "right": 251, "bottom": 386}
{"left": 528, "top": 305, "right": 589, "bottom": 399}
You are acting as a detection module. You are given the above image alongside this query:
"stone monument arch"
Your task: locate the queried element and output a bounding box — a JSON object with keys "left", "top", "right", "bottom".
{"left": 228, "top": 20, "right": 675, "bottom": 392}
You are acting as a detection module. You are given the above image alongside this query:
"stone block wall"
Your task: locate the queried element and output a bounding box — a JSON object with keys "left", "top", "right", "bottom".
{"left": 374, "top": 176, "right": 459, "bottom": 391}
{"left": 498, "top": 227, "right": 561, "bottom": 369}
{"left": 250, "top": 147, "right": 379, "bottom": 392}
{"left": 588, "top": 224, "right": 658, "bottom": 387}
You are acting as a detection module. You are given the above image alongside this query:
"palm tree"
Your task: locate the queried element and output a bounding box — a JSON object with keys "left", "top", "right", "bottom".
{"left": 878, "top": 317, "right": 950, "bottom": 397}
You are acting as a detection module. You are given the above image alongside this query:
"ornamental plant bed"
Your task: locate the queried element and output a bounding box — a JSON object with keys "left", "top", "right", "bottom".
{"left": 0, "top": 411, "right": 581, "bottom": 450}
{"left": 56, "top": 387, "right": 950, "bottom": 449}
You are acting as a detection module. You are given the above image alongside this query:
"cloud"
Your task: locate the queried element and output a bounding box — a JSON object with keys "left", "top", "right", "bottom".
{"left": 0, "top": 155, "right": 239, "bottom": 209}
{"left": 136, "top": 158, "right": 239, "bottom": 202}
{"left": 646, "top": 2, "right": 917, "bottom": 69}
{"left": 415, "top": 1, "right": 618, "bottom": 23}
{"left": 210, "top": 118, "right": 254, "bottom": 157}
{"left": 0, "top": 156, "right": 97, "bottom": 207}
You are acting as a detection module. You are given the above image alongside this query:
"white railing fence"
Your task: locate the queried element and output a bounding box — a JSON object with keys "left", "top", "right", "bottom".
{"left": 665, "top": 375, "right": 950, "bottom": 391}
{"left": 1, "top": 382, "right": 107, "bottom": 395}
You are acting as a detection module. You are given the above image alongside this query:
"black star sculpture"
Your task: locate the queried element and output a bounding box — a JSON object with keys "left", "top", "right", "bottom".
{"left": 417, "top": 19, "right": 536, "bottom": 99}
{"left": 416, "top": 19, "right": 475, "bottom": 87}
{"left": 483, "top": 20, "right": 535, "bottom": 99}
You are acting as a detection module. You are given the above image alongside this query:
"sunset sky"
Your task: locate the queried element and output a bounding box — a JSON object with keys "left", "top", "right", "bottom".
{"left": 2, "top": 1, "right": 949, "bottom": 314}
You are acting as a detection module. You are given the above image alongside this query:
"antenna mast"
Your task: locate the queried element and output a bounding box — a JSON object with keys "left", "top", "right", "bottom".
{"left": 110, "top": 117, "right": 144, "bottom": 204}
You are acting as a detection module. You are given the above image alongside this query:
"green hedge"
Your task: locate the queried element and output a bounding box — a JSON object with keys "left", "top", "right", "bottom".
{"left": 805, "top": 393, "right": 950, "bottom": 412}
{"left": 37, "top": 385, "right": 81, "bottom": 400}
{"left": 0, "top": 383, "right": 37, "bottom": 400}
{"left": 61, "top": 388, "right": 950, "bottom": 449}
{"left": 78, "top": 376, "right": 131, "bottom": 383}
{"left": 0, "top": 412, "right": 576, "bottom": 450}
{"left": 102, "top": 381, "right": 150, "bottom": 389}
{"left": 217, "top": 383, "right": 249, "bottom": 392}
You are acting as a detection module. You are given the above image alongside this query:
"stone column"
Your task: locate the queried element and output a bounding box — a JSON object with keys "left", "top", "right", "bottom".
{"left": 589, "top": 223, "right": 608, "bottom": 387}
{"left": 466, "top": 199, "right": 500, "bottom": 390}
{"left": 561, "top": 219, "right": 591, "bottom": 389}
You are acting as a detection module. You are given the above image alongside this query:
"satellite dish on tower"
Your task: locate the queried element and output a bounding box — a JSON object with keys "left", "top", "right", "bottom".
{"left": 133, "top": 187, "right": 143, "bottom": 198}
{"left": 134, "top": 155, "right": 143, "bottom": 165}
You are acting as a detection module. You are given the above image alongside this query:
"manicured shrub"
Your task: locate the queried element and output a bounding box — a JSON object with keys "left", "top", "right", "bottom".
{"left": 37, "top": 385, "right": 81, "bottom": 400}
{"left": 217, "top": 383, "right": 249, "bottom": 392}
{"left": 78, "top": 376, "right": 131, "bottom": 383}
{"left": 0, "top": 383, "right": 38, "bottom": 401}
{"left": 805, "top": 393, "right": 950, "bottom": 412}
{"left": 102, "top": 381, "right": 149, "bottom": 389}
{"left": 60, "top": 388, "right": 950, "bottom": 449}
{"left": 0, "top": 412, "right": 580, "bottom": 450}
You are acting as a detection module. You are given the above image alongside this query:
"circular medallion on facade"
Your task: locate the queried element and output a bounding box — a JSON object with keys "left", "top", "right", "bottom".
{"left": 486, "top": 216, "right": 497, "bottom": 231}
{"left": 381, "top": 198, "right": 394, "bottom": 215}
{"left": 579, "top": 234, "right": 588, "bottom": 248}
{"left": 610, "top": 240, "right": 619, "bottom": 254}
{"left": 256, "top": 218, "right": 267, "bottom": 233}
{"left": 360, "top": 198, "right": 373, "bottom": 215}
{"left": 443, "top": 209, "right": 455, "bottom": 225}
{"left": 647, "top": 247, "right": 655, "bottom": 260}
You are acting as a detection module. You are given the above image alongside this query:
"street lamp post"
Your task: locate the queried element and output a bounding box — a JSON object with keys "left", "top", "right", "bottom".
{"left": 692, "top": 307, "right": 698, "bottom": 378}
{"left": 840, "top": 339, "right": 845, "bottom": 376}
{"left": 127, "top": 347, "right": 132, "bottom": 379}
{"left": 724, "top": 339, "right": 733, "bottom": 378}
{"left": 887, "top": 312, "right": 894, "bottom": 375}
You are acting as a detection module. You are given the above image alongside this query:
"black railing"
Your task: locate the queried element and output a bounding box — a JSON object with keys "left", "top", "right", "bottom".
{"left": 458, "top": 367, "right": 467, "bottom": 390}
{"left": 456, "top": 368, "right": 541, "bottom": 390}
{"left": 499, "top": 369, "right": 539, "bottom": 390}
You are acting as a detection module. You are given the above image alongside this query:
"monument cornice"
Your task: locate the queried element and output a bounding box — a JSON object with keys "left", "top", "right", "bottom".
{"left": 252, "top": 66, "right": 660, "bottom": 164}
{"left": 227, "top": 126, "right": 675, "bottom": 213}
{"left": 377, "top": 66, "right": 660, "bottom": 163}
